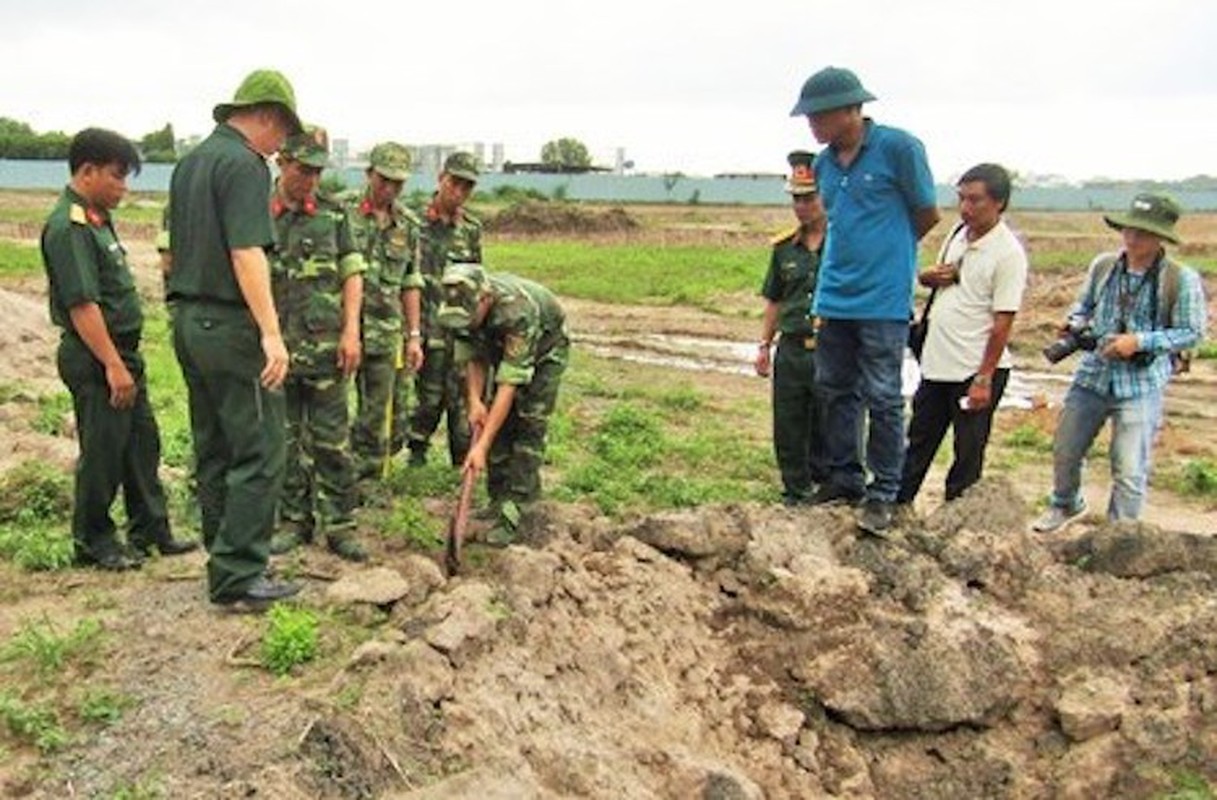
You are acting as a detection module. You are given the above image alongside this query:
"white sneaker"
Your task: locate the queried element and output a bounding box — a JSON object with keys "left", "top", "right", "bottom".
{"left": 1032, "top": 501, "right": 1087, "bottom": 533}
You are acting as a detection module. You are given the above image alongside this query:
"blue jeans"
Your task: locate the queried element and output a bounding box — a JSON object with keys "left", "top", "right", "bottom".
{"left": 1050, "top": 383, "right": 1163, "bottom": 520}
{"left": 814, "top": 319, "right": 908, "bottom": 502}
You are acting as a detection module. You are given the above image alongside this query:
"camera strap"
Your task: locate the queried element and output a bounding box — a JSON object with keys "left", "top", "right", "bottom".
{"left": 914, "top": 221, "right": 967, "bottom": 327}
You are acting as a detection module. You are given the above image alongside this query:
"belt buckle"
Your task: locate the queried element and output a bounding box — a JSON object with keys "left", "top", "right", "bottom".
{"left": 804, "top": 336, "right": 816, "bottom": 350}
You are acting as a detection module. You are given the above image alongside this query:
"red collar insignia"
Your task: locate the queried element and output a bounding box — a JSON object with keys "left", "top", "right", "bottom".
{"left": 271, "top": 196, "right": 287, "bottom": 218}
{"left": 271, "top": 195, "right": 317, "bottom": 217}
{"left": 359, "top": 198, "right": 373, "bottom": 217}
{"left": 85, "top": 208, "right": 106, "bottom": 227}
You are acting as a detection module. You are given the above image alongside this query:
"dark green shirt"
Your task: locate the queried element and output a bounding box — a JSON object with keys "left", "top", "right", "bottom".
{"left": 167, "top": 124, "right": 274, "bottom": 305}
{"left": 454, "top": 273, "right": 565, "bottom": 386}
{"left": 761, "top": 228, "right": 820, "bottom": 337}
{"left": 40, "top": 186, "right": 142, "bottom": 337}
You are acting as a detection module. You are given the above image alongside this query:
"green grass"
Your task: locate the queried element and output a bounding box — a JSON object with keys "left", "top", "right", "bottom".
{"left": 260, "top": 604, "right": 320, "bottom": 676}
{"left": 1, "top": 617, "right": 104, "bottom": 677}
{"left": 0, "top": 461, "right": 74, "bottom": 571}
{"left": 1004, "top": 423, "right": 1054, "bottom": 453}
{"left": 485, "top": 240, "right": 764, "bottom": 307}
{"left": 0, "top": 240, "right": 43, "bottom": 277}
{"left": 0, "top": 692, "right": 67, "bottom": 753}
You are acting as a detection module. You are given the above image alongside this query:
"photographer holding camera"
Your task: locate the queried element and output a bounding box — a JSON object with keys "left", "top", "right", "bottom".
{"left": 1032, "top": 193, "right": 1206, "bottom": 532}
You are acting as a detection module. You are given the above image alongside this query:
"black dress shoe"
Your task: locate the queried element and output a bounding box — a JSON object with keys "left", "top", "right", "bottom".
{"left": 132, "top": 536, "right": 200, "bottom": 557}
{"left": 213, "top": 576, "right": 300, "bottom": 611}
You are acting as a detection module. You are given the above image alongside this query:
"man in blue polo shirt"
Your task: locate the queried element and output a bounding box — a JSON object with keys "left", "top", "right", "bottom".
{"left": 790, "top": 66, "right": 940, "bottom": 536}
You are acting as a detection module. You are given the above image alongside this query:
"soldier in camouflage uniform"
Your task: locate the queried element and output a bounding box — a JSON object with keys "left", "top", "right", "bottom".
{"left": 268, "top": 127, "right": 368, "bottom": 561}
{"left": 402, "top": 151, "right": 483, "bottom": 468}
{"left": 754, "top": 151, "right": 828, "bottom": 505}
{"left": 347, "top": 142, "right": 419, "bottom": 482}
{"left": 435, "top": 263, "right": 569, "bottom": 544}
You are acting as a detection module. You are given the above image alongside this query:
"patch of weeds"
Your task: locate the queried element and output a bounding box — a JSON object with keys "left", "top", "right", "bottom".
{"left": 385, "top": 497, "right": 444, "bottom": 551}
{"left": 485, "top": 595, "right": 513, "bottom": 621}
{"left": 655, "top": 385, "right": 703, "bottom": 413}
{"left": 0, "top": 691, "right": 68, "bottom": 753}
{"left": 109, "top": 775, "right": 166, "bottom": 800}
{"left": 260, "top": 604, "right": 319, "bottom": 676}
{"left": 31, "top": 392, "right": 73, "bottom": 437}
{"left": 332, "top": 681, "right": 364, "bottom": 711}
{"left": 386, "top": 461, "right": 461, "bottom": 499}
{"left": 1, "top": 616, "right": 104, "bottom": 677}
{"left": 0, "top": 460, "right": 72, "bottom": 523}
{"left": 1155, "top": 769, "right": 1215, "bottom": 799}
{"left": 1194, "top": 341, "right": 1217, "bottom": 361}
{"left": 1005, "top": 423, "right": 1053, "bottom": 452}
{"left": 591, "top": 403, "right": 664, "bottom": 468}
{"left": 0, "top": 241, "right": 43, "bottom": 278}
{"left": 0, "top": 520, "right": 73, "bottom": 571}
{"left": 76, "top": 688, "right": 133, "bottom": 725}
{"left": 1176, "top": 458, "right": 1217, "bottom": 498}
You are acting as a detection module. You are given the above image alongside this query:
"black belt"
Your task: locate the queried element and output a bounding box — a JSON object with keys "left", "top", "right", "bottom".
{"left": 780, "top": 333, "right": 816, "bottom": 350}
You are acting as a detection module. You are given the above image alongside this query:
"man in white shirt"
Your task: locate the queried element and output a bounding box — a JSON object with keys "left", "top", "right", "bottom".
{"left": 897, "top": 163, "right": 1028, "bottom": 507}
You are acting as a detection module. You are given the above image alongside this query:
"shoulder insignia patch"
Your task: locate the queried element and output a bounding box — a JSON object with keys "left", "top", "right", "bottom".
{"left": 770, "top": 225, "right": 799, "bottom": 246}
{"left": 504, "top": 333, "right": 528, "bottom": 362}
{"left": 69, "top": 204, "right": 87, "bottom": 225}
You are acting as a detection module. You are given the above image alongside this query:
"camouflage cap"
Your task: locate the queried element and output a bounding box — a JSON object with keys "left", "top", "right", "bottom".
{"left": 435, "top": 262, "right": 488, "bottom": 331}
{"left": 785, "top": 150, "right": 817, "bottom": 195}
{"left": 369, "top": 142, "right": 411, "bottom": 181}
{"left": 281, "top": 125, "right": 329, "bottom": 168}
{"left": 442, "top": 151, "right": 480, "bottom": 183}
{"left": 212, "top": 68, "right": 303, "bottom": 135}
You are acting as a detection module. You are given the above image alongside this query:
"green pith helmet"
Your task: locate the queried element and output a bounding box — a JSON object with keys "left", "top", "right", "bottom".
{"left": 369, "top": 142, "right": 412, "bottom": 181}
{"left": 281, "top": 125, "right": 329, "bottom": 168}
{"left": 436, "top": 262, "right": 488, "bottom": 330}
{"left": 786, "top": 150, "right": 818, "bottom": 195}
{"left": 212, "top": 68, "right": 303, "bottom": 135}
{"left": 1103, "top": 192, "right": 1184, "bottom": 244}
{"left": 789, "top": 66, "right": 876, "bottom": 117}
{"left": 443, "top": 151, "right": 480, "bottom": 183}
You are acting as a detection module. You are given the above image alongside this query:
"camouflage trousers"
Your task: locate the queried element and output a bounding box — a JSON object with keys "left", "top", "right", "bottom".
{"left": 406, "top": 337, "right": 471, "bottom": 467}
{"left": 351, "top": 351, "right": 400, "bottom": 481}
{"left": 283, "top": 371, "right": 357, "bottom": 534}
{"left": 486, "top": 337, "right": 569, "bottom": 507}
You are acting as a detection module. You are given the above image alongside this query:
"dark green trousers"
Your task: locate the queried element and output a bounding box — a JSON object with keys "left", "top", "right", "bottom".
{"left": 773, "top": 336, "right": 828, "bottom": 502}
{"left": 57, "top": 333, "right": 170, "bottom": 560}
{"left": 173, "top": 303, "right": 284, "bottom": 601}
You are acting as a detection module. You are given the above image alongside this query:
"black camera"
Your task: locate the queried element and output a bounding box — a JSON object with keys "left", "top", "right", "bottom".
{"left": 1043, "top": 320, "right": 1098, "bottom": 364}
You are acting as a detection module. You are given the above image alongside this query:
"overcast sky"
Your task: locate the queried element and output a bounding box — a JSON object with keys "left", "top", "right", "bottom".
{"left": 2, "top": 0, "right": 1214, "bottom": 183}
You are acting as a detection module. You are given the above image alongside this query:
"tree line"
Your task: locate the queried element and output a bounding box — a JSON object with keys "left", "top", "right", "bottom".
{"left": 0, "top": 118, "right": 176, "bottom": 163}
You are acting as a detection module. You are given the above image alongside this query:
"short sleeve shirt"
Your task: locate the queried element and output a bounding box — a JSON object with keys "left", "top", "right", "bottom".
{"left": 166, "top": 124, "right": 274, "bottom": 305}
{"left": 40, "top": 186, "right": 142, "bottom": 337}
{"left": 813, "top": 119, "right": 937, "bottom": 321}
{"left": 760, "top": 229, "right": 818, "bottom": 337}
{"left": 921, "top": 219, "right": 1028, "bottom": 381}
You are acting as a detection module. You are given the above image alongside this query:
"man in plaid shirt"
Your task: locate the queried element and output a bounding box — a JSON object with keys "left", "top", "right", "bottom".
{"left": 1033, "top": 193, "right": 1206, "bottom": 532}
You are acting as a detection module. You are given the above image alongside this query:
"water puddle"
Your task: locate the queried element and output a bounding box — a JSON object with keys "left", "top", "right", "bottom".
{"left": 575, "top": 331, "right": 1068, "bottom": 408}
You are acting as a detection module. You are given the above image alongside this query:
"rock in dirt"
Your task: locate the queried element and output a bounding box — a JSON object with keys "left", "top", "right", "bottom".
{"left": 418, "top": 581, "right": 502, "bottom": 666}
{"left": 326, "top": 566, "right": 411, "bottom": 607}
{"left": 1055, "top": 670, "right": 1129, "bottom": 742}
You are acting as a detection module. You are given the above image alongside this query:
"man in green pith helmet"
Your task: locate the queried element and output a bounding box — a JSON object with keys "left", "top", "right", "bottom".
{"left": 347, "top": 141, "right": 420, "bottom": 483}
{"left": 167, "top": 68, "right": 303, "bottom": 608}
{"left": 41, "top": 127, "right": 197, "bottom": 571}
{"left": 402, "top": 151, "right": 483, "bottom": 468}
{"left": 755, "top": 150, "right": 828, "bottom": 506}
{"left": 266, "top": 125, "right": 368, "bottom": 562}
{"left": 434, "top": 262, "right": 569, "bottom": 545}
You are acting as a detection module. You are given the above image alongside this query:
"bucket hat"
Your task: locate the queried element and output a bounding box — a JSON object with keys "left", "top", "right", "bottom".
{"left": 213, "top": 69, "right": 303, "bottom": 135}
{"left": 790, "top": 66, "right": 876, "bottom": 117}
{"left": 1103, "top": 192, "right": 1183, "bottom": 244}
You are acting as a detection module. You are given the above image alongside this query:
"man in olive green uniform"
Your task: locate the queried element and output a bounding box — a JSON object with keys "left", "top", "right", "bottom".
{"left": 435, "top": 263, "right": 569, "bottom": 544}
{"left": 168, "top": 70, "right": 303, "bottom": 607}
{"left": 347, "top": 142, "right": 419, "bottom": 482}
{"left": 403, "top": 151, "right": 483, "bottom": 468}
{"left": 41, "top": 128, "right": 196, "bottom": 570}
{"left": 754, "top": 151, "right": 829, "bottom": 505}
{"left": 267, "top": 127, "right": 368, "bottom": 561}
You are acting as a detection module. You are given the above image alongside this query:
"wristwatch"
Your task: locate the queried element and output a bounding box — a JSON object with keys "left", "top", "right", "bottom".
{"left": 407, "top": 329, "right": 422, "bottom": 340}
{"left": 973, "top": 373, "right": 992, "bottom": 387}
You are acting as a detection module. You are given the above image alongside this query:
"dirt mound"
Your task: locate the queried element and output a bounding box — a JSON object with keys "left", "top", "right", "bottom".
{"left": 486, "top": 201, "right": 640, "bottom": 236}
